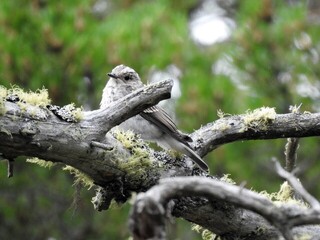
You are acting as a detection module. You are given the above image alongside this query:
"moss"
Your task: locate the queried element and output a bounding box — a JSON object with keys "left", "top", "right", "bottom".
{"left": 26, "top": 157, "right": 55, "bottom": 168}
{"left": 63, "top": 165, "right": 94, "bottom": 190}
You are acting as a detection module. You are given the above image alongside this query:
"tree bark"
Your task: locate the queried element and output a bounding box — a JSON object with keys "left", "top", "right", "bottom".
{"left": 1, "top": 81, "right": 320, "bottom": 239}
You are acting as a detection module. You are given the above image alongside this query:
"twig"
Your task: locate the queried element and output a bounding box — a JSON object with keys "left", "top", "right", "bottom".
{"left": 91, "top": 141, "right": 114, "bottom": 151}
{"left": 7, "top": 158, "right": 14, "bottom": 178}
{"left": 284, "top": 105, "right": 301, "bottom": 172}
{"left": 284, "top": 138, "right": 299, "bottom": 172}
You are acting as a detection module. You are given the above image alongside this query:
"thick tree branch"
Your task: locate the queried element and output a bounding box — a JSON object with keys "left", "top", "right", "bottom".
{"left": 2, "top": 85, "right": 320, "bottom": 239}
{"left": 0, "top": 80, "right": 173, "bottom": 186}
{"left": 130, "top": 175, "right": 320, "bottom": 240}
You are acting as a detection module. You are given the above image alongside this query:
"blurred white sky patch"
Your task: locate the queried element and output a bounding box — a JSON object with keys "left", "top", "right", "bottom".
{"left": 296, "top": 74, "right": 320, "bottom": 99}
{"left": 148, "top": 65, "right": 182, "bottom": 121}
{"left": 212, "top": 55, "right": 251, "bottom": 91}
{"left": 148, "top": 65, "right": 182, "bottom": 100}
{"left": 189, "top": 0, "right": 235, "bottom": 46}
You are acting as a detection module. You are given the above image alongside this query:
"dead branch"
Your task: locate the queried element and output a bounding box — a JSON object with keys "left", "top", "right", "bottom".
{"left": 130, "top": 175, "right": 320, "bottom": 240}
{"left": 2, "top": 82, "right": 320, "bottom": 239}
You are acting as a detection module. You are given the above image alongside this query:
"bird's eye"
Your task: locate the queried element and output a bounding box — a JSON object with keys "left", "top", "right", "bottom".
{"left": 124, "top": 75, "right": 131, "bottom": 81}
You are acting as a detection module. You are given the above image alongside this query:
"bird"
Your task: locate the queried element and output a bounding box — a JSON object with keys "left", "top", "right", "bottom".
{"left": 100, "top": 64, "right": 208, "bottom": 171}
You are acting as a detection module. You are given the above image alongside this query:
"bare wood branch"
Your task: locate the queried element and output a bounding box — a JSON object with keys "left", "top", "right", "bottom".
{"left": 3, "top": 83, "right": 320, "bottom": 238}
{"left": 284, "top": 138, "right": 299, "bottom": 172}
{"left": 284, "top": 105, "right": 301, "bottom": 172}
{"left": 193, "top": 112, "right": 320, "bottom": 157}
{"left": 0, "top": 80, "right": 173, "bottom": 186}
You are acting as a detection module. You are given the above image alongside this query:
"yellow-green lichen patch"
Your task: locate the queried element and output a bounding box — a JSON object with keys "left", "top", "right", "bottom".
{"left": 8, "top": 86, "right": 51, "bottom": 107}
{"left": 259, "top": 181, "right": 308, "bottom": 208}
{"left": 217, "top": 109, "right": 232, "bottom": 119}
{"left": 192, "top": 224, "right": 216, "bottom": 240}
{"left": 242, "top": 107, "right": 276, "bottom": 131}
{"left": 26, "top": 157, "right": 55, "bottom": 168}
{"left": 0, "top": 85, "right": 7, "bottom": 98}
{"left": 63, "top": 165, "right": 94, "bottom": 189}
{"left": 271, "top": 181, "right": 308, "bottom": 208}
{"left": 220, "top": 174, "right": 236, "bottom": 185}
{"left": 111, "top": 127, "right": 155, "bottom": 178}
{"left": 211, "top": 119, "right": 231, "bottom": 132}
{"left": 61, "top": 103, "right": 83, "bottom": 122}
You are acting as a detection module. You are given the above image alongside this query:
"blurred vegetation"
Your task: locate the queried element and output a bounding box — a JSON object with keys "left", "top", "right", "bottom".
{"left": 1, "top": 0, "right": 320, "bottom": 239}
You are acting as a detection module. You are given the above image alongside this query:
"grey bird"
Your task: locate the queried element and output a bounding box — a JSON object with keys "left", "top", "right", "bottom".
{"left": 100, "top": 65, "right": 208, "bottom": 171}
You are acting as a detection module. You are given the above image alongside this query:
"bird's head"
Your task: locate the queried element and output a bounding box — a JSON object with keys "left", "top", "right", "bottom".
{"left": 107, "top": 65, "right": 141, "bottom": 86}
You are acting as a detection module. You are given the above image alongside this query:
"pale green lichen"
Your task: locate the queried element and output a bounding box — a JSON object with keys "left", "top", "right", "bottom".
{"left": 289, "top": 104, "right": 302, "bottom": 114}
{"left": 259, "top": 181, "right": 308, "bottom": 208}
{"left": 295, "top": 233, "right": 313, "bottom": 240}
{"left": 26, "top": 157, "right": 55, "bottom": 168}
{"left": 0, "top": 85, "right": 51, "bottom": 114}
{"left": 220, "top": 174, "right": 236, "bottom": 185}
{"left": 111, "top": 127, "right": 156, "bottom": 178}
{"left": 217, "top": 109, "right": 232, "bottom": 119}
{"left": 0, "top": 85, "right": 7, "bottom": 98}
{"left": 8, "top": 86, "right": 51, "bottom": 107}
{"left": 192, "top": 224, "right": 216, "bottom": 240}
{"left": 62, "top": 103, "right": 84, "bottom": 122}
{"left": 242, "top": 107, "right": 276, "bottom": 131}
{"left": 272, "top": 181, "right": 308, "bottom": 208}
{"left": 211, "top": 120, "right": 231, "bottom": 132}
{"left": 63, "top": 165, "right": 94, "bottom": 190}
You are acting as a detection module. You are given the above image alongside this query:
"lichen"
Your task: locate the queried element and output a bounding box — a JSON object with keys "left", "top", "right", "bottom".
{"left": 8, "top": 86, "right": 51, "bottom": 107}
{"left": 242, "top": 107, "right": 276, "bottom": 131}
{"left": 62, "top": 103, "right": 83, "bottom": 122}
{"left": 272, "top": 181, "right": 308, "bottom": 208}
{"left": 63, "top": 165, "right": 94, "bottom": 190}
{"left": 217, "top": 109, "right": 232, "bottom": 119}
{"left": 26, "top": 157, "right": 55, "bottom": 168}
{"left": 220, "top": 174, "right": 236, "bottom": 185}
{"left": 259, "top": 181, "right": 308, "bottom": 208}
{"left": 192, "top": 224, "right": 216, "bottom": 240}
{"left": 0, "top": 85, "right": 7, "bottom": 98}
{"left": 111, "top": 127, "right": 156, "bottom": 179}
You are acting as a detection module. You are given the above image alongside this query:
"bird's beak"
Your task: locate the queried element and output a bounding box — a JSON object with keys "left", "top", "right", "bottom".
{"left": 107, "top": 73, "right": 118, "bottom": 79}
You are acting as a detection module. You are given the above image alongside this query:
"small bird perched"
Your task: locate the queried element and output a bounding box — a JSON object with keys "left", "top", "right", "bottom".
{"left": 100, "top": 65, "right": 208, "bottom": 171}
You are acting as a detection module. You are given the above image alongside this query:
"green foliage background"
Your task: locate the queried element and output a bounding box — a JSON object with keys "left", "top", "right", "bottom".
{"left": 1, "top": 0, "right": 320, "bottom": 239}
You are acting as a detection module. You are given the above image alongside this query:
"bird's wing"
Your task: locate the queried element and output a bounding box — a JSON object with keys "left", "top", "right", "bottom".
{"left": 140, "top": 106, "right": 193, "bottom": 143}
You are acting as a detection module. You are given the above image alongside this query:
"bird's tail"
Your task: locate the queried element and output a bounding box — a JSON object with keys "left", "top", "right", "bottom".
{"left": 181, "top": 144, "right": 209, "bottom": 172}
{"left": 159, "top": 136, "right": 209, "bottom": 171}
